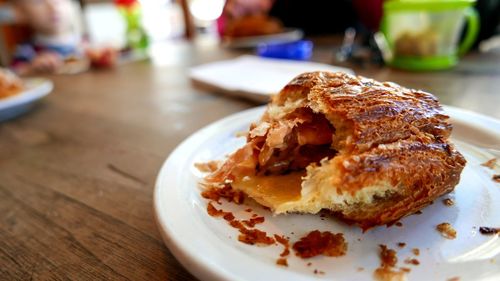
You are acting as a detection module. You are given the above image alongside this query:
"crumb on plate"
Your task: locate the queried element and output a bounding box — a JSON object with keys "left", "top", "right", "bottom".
{"left": 373, "top": 267, "right": 407, "bottom": 281}
{"left": 242, "top": 216, "right": 265, "bottom": 228}
{"left": 274, "top": 234, "right": 290, "bottom": 257}
{"left": 201, "top": 185, "right": 245, "bottom": 204}
{"left": 379, "top": 245, "right": 398, "bottom": 267}
{"left": 194, "top": 161, "right": 220, "bottom": 173}
{"left": 404, "top": 258, "right": 420, "bottom": 265}
{"left": 436, "top": 222, "right": 457, "bottom": 239}
{"left": 481, "top": 158, "right": 497, "bottom": 169}
{"left": 493, "top": 174, "right": 500, "bottom": 183}
{"left": 442, "top": 198, "right": 454, "bottom": 206}
{"left": 479, "top": 227, "right": 499, "bottom": 235}
{"left": 412, "top": 248, "right": 420, "bottom": 256}
{"left": 292, "top": 230, "right": 347, "bottom": 258}
{"left": 276, "top": 258, "right": 288, "bottom": 267}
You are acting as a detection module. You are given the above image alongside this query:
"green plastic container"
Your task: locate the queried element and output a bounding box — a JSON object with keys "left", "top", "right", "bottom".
{"left": 381, "top": 0, "right": 479, "bottom": 70}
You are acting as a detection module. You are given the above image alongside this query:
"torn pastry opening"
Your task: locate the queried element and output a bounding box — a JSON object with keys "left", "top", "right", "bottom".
{"left": 205, "top": 106, "right": 343, "bottom": 214}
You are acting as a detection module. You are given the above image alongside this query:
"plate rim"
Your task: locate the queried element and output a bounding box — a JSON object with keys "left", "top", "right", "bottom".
{"left": 0, "top": 77, "right": 54, "bottom": 111}
{"left": 153, "top": 105, "right": 500, "bottom": 281}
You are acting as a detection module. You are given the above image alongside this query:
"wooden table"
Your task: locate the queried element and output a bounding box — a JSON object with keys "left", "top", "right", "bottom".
{"left": 1, "top": 38, "right": 499, "bottom": 280}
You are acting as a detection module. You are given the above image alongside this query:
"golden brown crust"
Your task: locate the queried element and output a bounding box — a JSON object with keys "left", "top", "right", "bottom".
{"left": 328, "top": 138, "right": 465, "bottom": 229}
{"left": 205, "top": 71, "right": 466, "bottom": 229}
{"left": 278, "top": 71, "right": 451, "bottom": 152}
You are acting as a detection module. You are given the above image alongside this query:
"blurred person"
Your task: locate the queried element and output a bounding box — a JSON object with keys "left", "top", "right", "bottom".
{"left": 269, "top": 0, "right": 356, "bottom": 35}
{"left": 217, "top": 0, "right": 357, "bottom": 38}
{"left": 10, "top": 0, "right": 116, "bottom": 75}
{"left": 0, "top": 3, "right": 19, "bottom": 23}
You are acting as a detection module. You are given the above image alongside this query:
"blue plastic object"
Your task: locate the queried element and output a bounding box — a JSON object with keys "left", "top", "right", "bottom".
{"left": 257, "top": 40, "right": 313, "bottom": 60}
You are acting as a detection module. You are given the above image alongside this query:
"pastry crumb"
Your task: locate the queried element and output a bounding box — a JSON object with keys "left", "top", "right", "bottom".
{"left": 274, "top": 234, "right": 290, "bottom": 257}
{"left": 206, "top": 202, "right": 275, "bottom": 246}
{"left": 379, "top": 245, "right": 398, "bottom": 267}
{"left": 481, "top": 158, "right": 497, "bottom": 169}
{"left": 442, "top": 198, "right": 454, "bottom": 206}
{"left": 313, "top": 269, "right": 325, "bottom": 275}
{"left": 400, "top": 267, "right": 411, "bottom": 273}
{"left": 479, "top": 227, "right": 500, "bottom": 235}
{"left": 194, "top": 161, "right": 220, "bottom": 173}
{"left": 201, "top": 185, "right": 245, "bottom": 204}
{"left": 242, "top": 216, "right": 265, "bottom": 228}
{"left": 293, "top": 230, "right": 347, "bottom": 258}
{"left": 373, "top": 267, "right": 407, "bottom": 281}
{"left": 276, "top": 258, "right": 288, "bottom": 267}
{"left": 493, "top": 174, "right": 500, "bottom": 183}
{"left": 412, "top": 248, "right": 420, "bottom": 256}
{"left": 374, "top": 245, "right": 407, "bottom": 281}
{"left": 404, "top": 258, "right": 420, "bottom": 265}
{"left": 447, "top": 277, "right": 460, "bottom": 281}
{"left": 436, "top": 222, "right": 457, "bottom": 239}
{"left": 397, "top": 242, "right": 406, "bottom": 248}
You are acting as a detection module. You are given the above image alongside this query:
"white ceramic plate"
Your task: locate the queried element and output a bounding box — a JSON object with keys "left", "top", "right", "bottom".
{"left": 221, "top": 29, "right": 304, "bottom": 48}
{"left": 154, "top": 105, "right": 500, "bottom": 281}
{"left": 0, "top": 78, "right": 53, "bottom": 122}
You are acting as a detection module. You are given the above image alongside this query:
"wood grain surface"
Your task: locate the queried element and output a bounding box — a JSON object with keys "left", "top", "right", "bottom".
{"left": 1, "top": 38, "right": 499, "bottom": 280}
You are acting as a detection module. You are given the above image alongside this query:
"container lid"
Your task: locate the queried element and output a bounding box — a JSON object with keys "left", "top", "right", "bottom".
{"left": 384, "top": 0, "right": 476, "bottom": 12}
{"left": 256, "top": 40, "right": 313, "bottom": 61}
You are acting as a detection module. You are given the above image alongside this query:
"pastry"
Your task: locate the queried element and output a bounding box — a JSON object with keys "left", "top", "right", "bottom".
{"left": 204, "top": 71, "right": 466, "bottom": 230}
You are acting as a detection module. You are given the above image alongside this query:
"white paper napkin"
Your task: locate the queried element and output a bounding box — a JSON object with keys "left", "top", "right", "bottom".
{"left": 189, "top": 55, "right": 354, "bottom": 102}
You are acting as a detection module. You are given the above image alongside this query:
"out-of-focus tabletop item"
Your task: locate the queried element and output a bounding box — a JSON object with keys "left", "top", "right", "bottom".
{"left": 380, "top": 0, "right": 479, "bottom": 70}
{"left": 216, "top": 1, "right": 303, "bottom": 48}
{"left": 114, "top": 0, "right": 149, "bottom": 55}
{"left": 257, "top": 40, "right": 313, "bottom": 60}
{"left": 0, "top": 77, "right": 53, "bottom": 122}
{"left": 189, "top": 55, "right": 353, "bottom": 102}
{"left": 221, "top": 28, "right": 303, "bottom": 48}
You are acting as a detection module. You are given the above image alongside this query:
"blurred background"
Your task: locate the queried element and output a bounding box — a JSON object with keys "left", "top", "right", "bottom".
{"left": 0, "top": 0, "right": 498, "bottom": 73}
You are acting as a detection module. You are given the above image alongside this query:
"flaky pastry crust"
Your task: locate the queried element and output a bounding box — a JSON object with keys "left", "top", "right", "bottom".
{"left": 205, "top": 72, "right": 466, "bottom": 230}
